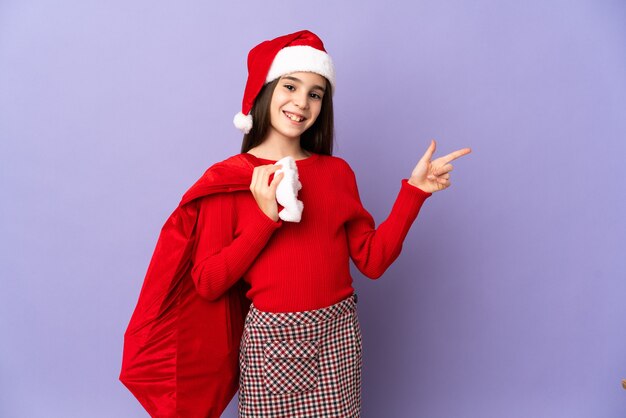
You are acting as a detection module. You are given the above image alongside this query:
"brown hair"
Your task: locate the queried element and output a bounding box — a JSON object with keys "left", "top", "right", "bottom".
{"left": 240, "top": 76, "right": 335, "bottom": 156}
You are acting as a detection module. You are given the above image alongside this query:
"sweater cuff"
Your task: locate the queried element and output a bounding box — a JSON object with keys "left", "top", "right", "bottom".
{"left": 389, "top": 179, "right": 432, "bottom": 227}
{"left": 247, "top": 199, "right": 283, "bottom": 234}
{"left": 401, "top": 178, "right": 433, "bottom": 199}
{"left": 218, "top": 200, "right": 282, "bottom": 288}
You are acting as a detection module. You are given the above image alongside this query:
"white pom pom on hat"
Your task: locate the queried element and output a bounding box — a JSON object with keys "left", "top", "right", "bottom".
{"left": 233, "top": 30, "right": 336, "bottom": 134}
{"left": 233, "top": 111, "right": 253, "bottom": 133}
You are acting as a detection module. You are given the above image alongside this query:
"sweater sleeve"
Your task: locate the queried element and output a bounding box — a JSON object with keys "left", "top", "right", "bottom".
{"left": 344, "top": 168, "right": 432, "bottom": 280}
{"left": 190, "top": 192, "right": 282, "bottom": 301}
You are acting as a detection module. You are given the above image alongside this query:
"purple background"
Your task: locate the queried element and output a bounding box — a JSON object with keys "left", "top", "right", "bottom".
{"left": 1, "top": 1, "right": 625, "bottom": 417}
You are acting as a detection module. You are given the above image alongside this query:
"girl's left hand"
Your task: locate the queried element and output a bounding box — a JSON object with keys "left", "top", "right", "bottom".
{"left": 408, "top": 139, "right": 472, "bottom": 193}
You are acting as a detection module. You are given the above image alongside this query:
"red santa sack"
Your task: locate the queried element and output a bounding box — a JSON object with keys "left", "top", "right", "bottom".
{"left": 120, "top": 154, "right": 257, "bottom": 418}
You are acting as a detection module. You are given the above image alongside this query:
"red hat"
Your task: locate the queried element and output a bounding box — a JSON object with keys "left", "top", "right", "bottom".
{"left": 233, "top": 30, "right": 336, "bottom": 133}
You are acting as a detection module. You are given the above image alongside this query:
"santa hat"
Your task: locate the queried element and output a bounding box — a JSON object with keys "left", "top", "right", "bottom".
{"left": 233, "top": 30, "right": 336, "bottom": 134}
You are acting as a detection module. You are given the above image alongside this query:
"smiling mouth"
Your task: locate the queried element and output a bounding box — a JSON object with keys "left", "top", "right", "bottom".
{"left": 283, "top": 110, "right": 306, "bottom": 123}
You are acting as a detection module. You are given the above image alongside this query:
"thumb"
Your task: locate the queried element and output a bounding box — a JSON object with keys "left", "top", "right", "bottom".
{"left": 419, "top": 139, "right": 436, "bottom": 163}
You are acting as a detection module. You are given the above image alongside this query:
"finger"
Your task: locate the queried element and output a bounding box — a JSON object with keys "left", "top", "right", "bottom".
{"left": 441, "top": 147, "right": 471, "bottom": 164}
{"left": 269, "top": 164, "right": 283, "bottom": 176}
{"left": 260, "top": 165, "right": 274, "bottom": 188}
{"left": 250, "top": 167, "right": 259, "bottom": 190}
{"left": 253, "top": 164, "right": 282, "bottom": 190}
{"left": 271, "top": 164, "right": 284, "bottom": 184}
{"left": 428, "top": 171, "right": 451, "bottom": 180}
{"left": 270, "top": 171, "right": 284, "bottom": 189}
{"left": 433, "top": 164, "right": 454, "bottom": 176}
{"left": 267, "top": 164, "right": 285, "bottom": 184}
{"left": 428, "top": 173, "right": 450, "bottom": 180}
{"left": 419, "top": 139, "right": 437, "bottom": 163}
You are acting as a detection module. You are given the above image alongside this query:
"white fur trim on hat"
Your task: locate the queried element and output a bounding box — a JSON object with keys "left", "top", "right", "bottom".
{"left": 233, "top": 111, "right": 253, "bottom": 133}
{"left": 266, "top": 45, "right": 336, "bottom": 93}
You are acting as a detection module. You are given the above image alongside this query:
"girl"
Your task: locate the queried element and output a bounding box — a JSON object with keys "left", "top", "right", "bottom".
{"left": 120, "top": 29, "right": 471, "bottom": 418}
{"left": 195, "top": 30, "right": 471, "bottom": 417}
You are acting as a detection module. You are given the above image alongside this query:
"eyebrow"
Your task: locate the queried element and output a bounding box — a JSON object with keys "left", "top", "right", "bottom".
{"left": 282, "top": 75, "right": 326, "bottom": 92}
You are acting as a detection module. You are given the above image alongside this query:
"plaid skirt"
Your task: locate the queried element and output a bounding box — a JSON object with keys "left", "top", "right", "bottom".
{"left": 238, "top": 293, "right": 362, "bottom": 418}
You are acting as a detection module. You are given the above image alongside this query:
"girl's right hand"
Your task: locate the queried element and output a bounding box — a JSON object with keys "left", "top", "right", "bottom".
{"left": 250, "top": 164, "right": 284, "bottom": 222}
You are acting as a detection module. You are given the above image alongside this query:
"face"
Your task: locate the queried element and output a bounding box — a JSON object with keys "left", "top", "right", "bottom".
{"left": 267, "top": 71, "right": 327, "bottom": 141}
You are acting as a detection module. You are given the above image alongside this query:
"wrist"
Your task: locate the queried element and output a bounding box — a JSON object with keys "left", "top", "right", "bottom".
{"left": 406, "top": 179, "right": 433, "bottom": 194}
{"left": 407, "top": 178, "right": 425, "bottom": 189}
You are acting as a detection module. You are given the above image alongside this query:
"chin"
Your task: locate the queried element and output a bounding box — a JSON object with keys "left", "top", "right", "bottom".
{"left": 282, "top": 131, "right": 306, "bottom": 141}
{"left": 278, "top": 125, "right": 310, "bottom": 140}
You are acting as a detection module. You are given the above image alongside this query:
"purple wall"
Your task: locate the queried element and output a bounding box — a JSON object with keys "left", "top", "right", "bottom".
{"left": 1, "top": 0, "right": 625, "bottom": 417}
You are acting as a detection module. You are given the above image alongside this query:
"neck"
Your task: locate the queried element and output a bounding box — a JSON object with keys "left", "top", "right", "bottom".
{"left": 248, "top": 133, "right": 310, "bottom": 160}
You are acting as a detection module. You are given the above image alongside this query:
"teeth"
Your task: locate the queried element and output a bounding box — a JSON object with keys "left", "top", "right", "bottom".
{"left": 285, "top": 111, "right": 304, "bottom": 122}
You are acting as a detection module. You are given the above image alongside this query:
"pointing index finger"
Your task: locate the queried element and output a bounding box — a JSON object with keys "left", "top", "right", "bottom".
{"left": 441, "top": 148, "right": 472, "bottom": 164}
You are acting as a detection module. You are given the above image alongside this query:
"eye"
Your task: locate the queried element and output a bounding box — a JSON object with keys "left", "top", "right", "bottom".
{"left": 309, "top": 92, "right": 322, "bottom": 100}
{"left": 283, "top": 84, "right": 295, "bottom": 91}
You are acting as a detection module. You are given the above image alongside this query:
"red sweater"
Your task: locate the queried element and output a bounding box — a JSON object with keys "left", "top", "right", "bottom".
{"left": 190, "top": 152, "right": 432, "bottom": 312}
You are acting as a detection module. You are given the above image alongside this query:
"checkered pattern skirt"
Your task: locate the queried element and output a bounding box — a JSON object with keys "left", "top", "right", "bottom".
{"left": 238, "top": 293, "right": 362, "bottom": 418}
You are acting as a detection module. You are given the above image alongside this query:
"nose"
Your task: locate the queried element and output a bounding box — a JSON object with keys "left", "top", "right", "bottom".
{"left": 293, "top": 92, "right": 309, "bottom": 109}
